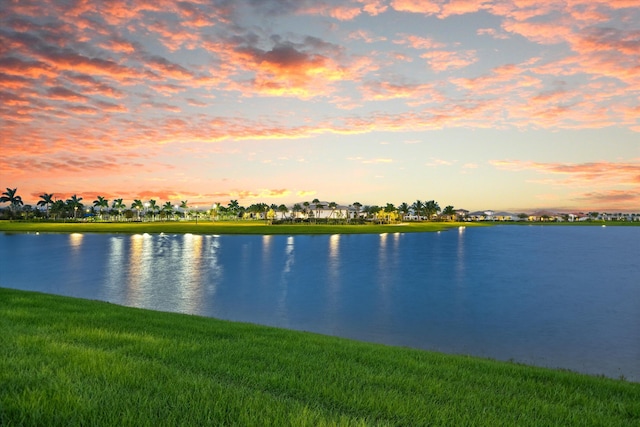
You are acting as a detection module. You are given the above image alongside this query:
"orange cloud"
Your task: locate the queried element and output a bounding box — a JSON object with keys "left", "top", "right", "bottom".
{"left": 490, "top": 160, "right": 640, "bottom": 186}
{"left": 572, "top": 190, "right": 640, "bottom": 211}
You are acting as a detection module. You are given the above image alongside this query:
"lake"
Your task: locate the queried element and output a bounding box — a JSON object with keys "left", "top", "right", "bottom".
{"left": 1, "top": 226, "right": 638, "bottom": 381}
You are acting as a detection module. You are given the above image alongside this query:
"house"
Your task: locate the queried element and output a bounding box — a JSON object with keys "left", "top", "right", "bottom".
{"left": 467, "top": 210, "right": 494, "bottom": 221}
{"left": 568, "top": 213, "right": 589, "bottom": 222}
{"left": 493, "top": 211, "right": 521, "bottom": 221}
{"left": 528, "top": 210, "right": 561, "bottom": 222}
{"left": 455, "top": 209, "right": 469, "bottom": 221}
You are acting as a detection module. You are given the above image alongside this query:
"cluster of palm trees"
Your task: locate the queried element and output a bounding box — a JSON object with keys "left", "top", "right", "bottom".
{"left": 1, "top": 188, "right": 456, "bottom": 223}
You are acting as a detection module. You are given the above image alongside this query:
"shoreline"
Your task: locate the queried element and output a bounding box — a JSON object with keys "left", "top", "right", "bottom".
{"left": 2, "top": 219, "right": 636, "bottom": 235}
{"left": 0, "top": 220, "right": 483, "bottom": 235}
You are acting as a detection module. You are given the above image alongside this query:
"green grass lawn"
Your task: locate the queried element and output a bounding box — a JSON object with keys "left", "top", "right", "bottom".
{"left": 1, "top": 288, "right": 638, "bottom": 426}
{"left": 0, "top": 220, "right": 479, "bottom": 235}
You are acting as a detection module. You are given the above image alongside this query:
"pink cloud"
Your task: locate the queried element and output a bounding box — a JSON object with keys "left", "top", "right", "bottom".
{"left": 477, "top": 28, "right": 509, "bottom": 40}
{"left": 361, "top": 80, "right": 440, "bottom": 102}
{"left": 390, "top": 0, "right": 440, "bottom": 15}
{"left": 98, "top": 37, "right": 138, "bottom": 54}
{"left": 502, "top": 19, "right": 575, "bottom": 44}
{"left": 359, "top": 0, "right": 388, "bottom": 16}
{"left": 395, "top": 35, "right": 445, "bottom": 50}
{"left": 421, "top": 49, "right": 478, "bottom": 72}
{"left": 438, "top": 0, "right": 487, "bottom": 18}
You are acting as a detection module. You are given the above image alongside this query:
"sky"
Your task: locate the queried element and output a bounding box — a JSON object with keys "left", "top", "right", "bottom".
{"left": 1, "top": 0, "right": 639, "bottom": 213}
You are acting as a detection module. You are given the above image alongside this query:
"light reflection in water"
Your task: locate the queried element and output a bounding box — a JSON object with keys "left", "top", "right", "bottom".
{"left": 456, "top": 226, "right": 466, "bottom": 284}
{"left": 179, "top": 233, "right": 203, "bottom": 313}
{"left": 105, "top": 236, "right": 125, "bottom": 299}
{"left": 277, "top": 236, "right": 295, "bottom": 323}
{"left": 326, "top": 234, "right": 341, "bottom": 327}
{"left": 126, "top": 233, "right": 153, "bottom": 307}
{"left": 67, "top": 233, "right": 84, "bottom": 275}
{"left": 377, "top": 233, "right": 389, "bottom": 288}
{"left": 376, "top": 233, "right": 393, "bottom": 330}
{"left": 207, "top": 235, "right": 223, "bottom": 294}
{"left": 262, "top": 234, "right": 272, "bottom": 255}
{"left": 282, "top": 236, "right": 295, "bottom": 275}
{"left": 69, "top": 233, "right": 83, "bottom": 252}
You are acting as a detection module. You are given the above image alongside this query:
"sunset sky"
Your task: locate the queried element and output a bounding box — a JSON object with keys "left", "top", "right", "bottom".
{"left": 2, "top": 0, "right": 639, "bottom": 212}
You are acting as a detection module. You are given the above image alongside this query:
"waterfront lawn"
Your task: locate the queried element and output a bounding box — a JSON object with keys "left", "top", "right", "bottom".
{"left": 0, "top": 220, "right": 477, "bottom": 235}
{"left": 1, "top": 288, "right": 638, "bottom": 426}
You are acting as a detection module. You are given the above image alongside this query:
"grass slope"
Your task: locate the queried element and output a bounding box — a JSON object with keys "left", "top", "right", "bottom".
{"left": 1, "top": 288, "right": 638, "bottom": 426}
{"left": 0, "top": 221, "right": 478, "bottom": 235}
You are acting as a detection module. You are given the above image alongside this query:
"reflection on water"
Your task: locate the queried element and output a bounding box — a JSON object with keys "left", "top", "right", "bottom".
{"left": 103, "top": 233, "right": 211, "bottom": 314}
{"left": 277, "top": 236, "right": 295, "bottom": 324}
{"left": 179, "top": 233, "right": 203, "bottom": 313}
{"left": 69, "top": 232, "right": 83, "bottom": 249}
{"left": 2, "top": 227, "right": 639, "bottom": 382}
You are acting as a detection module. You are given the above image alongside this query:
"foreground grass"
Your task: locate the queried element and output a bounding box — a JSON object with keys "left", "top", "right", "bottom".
{"left": 1, "top": 288, "right": 638, "bottom": 426}
{"left": 0, "top": 220, "right": 478, "bottom": 235}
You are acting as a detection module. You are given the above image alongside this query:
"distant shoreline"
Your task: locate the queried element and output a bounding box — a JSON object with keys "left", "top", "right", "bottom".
{"left": 1, "top": 220, "right": 637, "bottom": 235}
{"left": 0, "top": 220, "right": 481, "bottom": 235}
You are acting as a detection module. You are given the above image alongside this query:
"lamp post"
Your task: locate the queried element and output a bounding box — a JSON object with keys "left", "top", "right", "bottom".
{"left": 144, "top": 202, "right": 149, "bottom": 222}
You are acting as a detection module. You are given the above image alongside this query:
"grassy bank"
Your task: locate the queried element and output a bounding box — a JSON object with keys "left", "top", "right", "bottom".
{"left": 0, "top": 220, "right": 478, "bottom": 235}
{"left": 2, "top": 288, "right": 638, "bottom": 426}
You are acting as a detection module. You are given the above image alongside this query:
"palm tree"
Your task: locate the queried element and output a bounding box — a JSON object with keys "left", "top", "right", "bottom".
{"left": 383, "top": 203, "right": 397, "bottom": 223}
{"left": 112, "top": 198, "right": 125, "bottom": 220}
{"left": 302, "top": 201, "right": 310, "bottom": 219}
{"left": 1, "top": 188, "right": 24, "bottom": 215}
{"left": 292, "top": 203, "right": 302, "bottom": 221}
{"left": 50, "top": 199, "right": 66, "bottom": 220}
{"left": 93, "top": 196, "right": 109, "bottom": 220}
{"left": 425, "top": 200, "right": 441, "bottom": 220}
{"left": 398, "top": 202, "right": 410, "bottom": 221}
{"left": 131, "top": 199, "right": 143, "bottom": 220}
{"left": 37, "top": 193, "right": 54, "bottom": 218}
{"left": 442, "top": 205, "right": 455, "bottom": 221}
{"left": 226, "top": 200, "right": 240, "bottom": 220}
{"left": 180, "top": 200, "right": 189, "bottom": 220}
{"left": 313, "top": 199, "right": 324, "bottom": 222}
{"left": 66, "top": 195, "right": 84, "bottom": 219}
{"left": 412, "top": 200, "right": 424, "bottom": 221}
{"left": 162, "top": 201, "right": 173, "bottom": 221}
{"left": 328, "top": 201, "right": 337, "bottom": 222}
{"left": 147, "top": 199, "right": 159, "bottom": 221}
{"left": 352, "top": 201, "right": 362, "bottom": 222}
{"left": 277, "top": 204, "right": 288, "bottom": 220}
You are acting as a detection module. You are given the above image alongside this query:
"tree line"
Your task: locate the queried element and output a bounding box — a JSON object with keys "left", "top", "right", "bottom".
{"left": 0, "top": 188, "right": 457, "bottom": 223}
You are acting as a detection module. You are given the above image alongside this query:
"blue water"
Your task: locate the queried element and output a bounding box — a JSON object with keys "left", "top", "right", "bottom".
{"left": 1, "top": 226, "right": 639, "bottom": 381}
